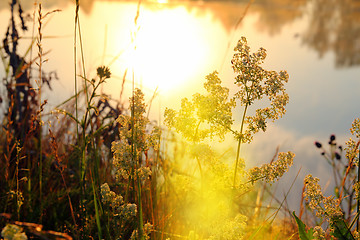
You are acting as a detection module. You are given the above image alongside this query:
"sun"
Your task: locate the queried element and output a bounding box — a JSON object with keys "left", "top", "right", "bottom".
{"left": 121, "top": 7, "right": 208, "bottom": 94}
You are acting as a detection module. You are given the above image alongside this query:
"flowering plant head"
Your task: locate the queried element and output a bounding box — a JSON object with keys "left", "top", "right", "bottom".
{"left": 248, "top": 151, "right": 294, "bottom": 184}
{"left": 232, "top": 36, "right": 290, "bottom": 143}
{"left": 303, "top": 174, "right": 343, "bottom": 227}
{"left": 165, "top": 36, "right": 290, "bottom": 146}
{"left": 164, "top": 71, "right": 235, "bottom": 142}
{"left": 112, "top": 88, "right": 160, "bottom": 181}
{"left": 345, "top": 118, "right": 360, "bottom": 166}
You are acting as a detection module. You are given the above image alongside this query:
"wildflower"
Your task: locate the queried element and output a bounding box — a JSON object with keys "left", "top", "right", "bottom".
{"left": 207, "top": 214, "right": 247, "bottom": 240}
{"left": 136, "top": 167, "right": 152, "bottom": 183}
{"left": 96, "top": 65, "right": 111, "bottom": 79}
{"left": 354, "top": 182, "right": 360, "bottom": 200}
{"left": 345, "top": 138, "right": 359, "bottom": 165}
{"left": 313, "top": 226, "right": 326, "bottom": 240}
{"left": 130, "top": 222, "right": 152, "bottom": 240}
{"left": 144, "top": 223, "right": 153, "bottom": 238}
{"left": 112, "top": 195, "right": 124, "bottom": 211}
{"left": 112, "top": 88, "right": 160, "bottom": 181}
{"left": 232, "top": 36, "right": 290, "bottom": 143}
{"left": 303, "top": 174, "right": 343, "bottom": 223}
{"left": 1, "top": 224, "right": 27, "bottom": 240}
{"left": 164, "top": 71, "right": 235, "bottom": 142}
{"left": 344, "top": 118, "right": 360, "bottom": 166}
{"left": 329, "top": 134, "right": 336, "bottom": 144}
{"left": 248, "top": 151, "right": 294, "bottom": 183}
{"left": 100, "top": 183, "right": 125, "bottom": 211}
{"left": 121, "top": 203, "right": 137, "bottom": 218}
{"left": 100, "top": 183, "right": 115, "bottom": 204}
{"left": 350, "top": 118, "right": 360, "bottom": 138}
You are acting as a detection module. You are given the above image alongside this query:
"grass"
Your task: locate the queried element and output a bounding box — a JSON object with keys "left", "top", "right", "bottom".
{"left": 1, "top": 1, "right": 360, "bottom": 240}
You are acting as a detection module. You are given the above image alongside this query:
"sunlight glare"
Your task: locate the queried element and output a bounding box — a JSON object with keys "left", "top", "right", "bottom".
{"left": 120, "top": 7, "right": 209, "bottom": 94}
{"left": 156, "top": 0, "right": 169, "bottom": 4}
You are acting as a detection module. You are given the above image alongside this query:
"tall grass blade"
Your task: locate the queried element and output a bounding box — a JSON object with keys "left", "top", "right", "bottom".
{"left": 91, "top": 171, "right": 103, "bottom": 240}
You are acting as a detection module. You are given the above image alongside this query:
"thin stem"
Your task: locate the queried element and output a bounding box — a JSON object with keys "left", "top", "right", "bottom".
{"left": 76, "top": 0, "right": 88, "bottom": 184}
{"left": 137, "top": 172, "right": 144, "bottom": 240}
{"left": 74, "top": 1, "right": 82, "bottom": 238}
{"left": 357, "top": 147, "right": 360, "bottom": 231}
{"left": 193, "top": 120, "right": 203, "bottom": 180}
{"left": 16, "top": 142, "right": 20, "bottom": 220}
{"left": 37, "top": 3, "right": 43, "bottom": 223}
{"left": 331, "top": 160, "right": 340, "bottom": 192}
{"left": 74, "top": 1, "right": 79, "bottom": 139}
{"left": 233, "top": 103, "right": 248, "bottom": 188}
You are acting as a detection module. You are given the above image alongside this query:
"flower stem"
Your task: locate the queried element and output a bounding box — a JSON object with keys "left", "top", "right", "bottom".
{"left": 233, "top": 103, "right": 248, "bottom": 188}
{"left": 357, "top": 147, "right": 360, "bottom": 231}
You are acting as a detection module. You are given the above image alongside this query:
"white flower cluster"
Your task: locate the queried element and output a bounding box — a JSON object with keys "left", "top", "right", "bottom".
{"left": 303, "top": 175, "right": 343, "bottom": 224}
{"left": 112, "top": 88, "right": 160, "bottom": 181}
{"left": 232, "top": 36, "right": 290, "bottom": 143}
{"left": 130, "top": 222, "right": 153, "bottom": 240}
{"left": 312, "top": 226, "right": 326, "bottom": 240}
{"left": 207, "top": 214, "right": 247, "bottom": 240}
{"left": 248, "top": 151, "right": 294, "bottom": 183}
{"left": 164, "top": 71, "right": 235, "bottom": 142}
{"left": 100, "top": 183, "right": 137, "bottom": 220}
{"left": 345, "top": 118, "right": 360, "bottom": 166}
{"left": 1, "top": 224, "right": 27, "bottom": 240}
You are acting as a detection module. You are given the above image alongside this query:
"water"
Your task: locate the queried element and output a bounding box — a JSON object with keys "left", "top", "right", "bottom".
{"left": 1, "top": 0, "right": 360, "bottom": 212}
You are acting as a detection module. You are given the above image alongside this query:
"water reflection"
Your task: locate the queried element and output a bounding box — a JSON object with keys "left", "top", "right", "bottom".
{"left": 4, "top": 0, "right": 360, "bottom": 67}
{"left": 251, "top": 0, "right": 306, "bottom": 35}
{"left": 302, "top": 0, "right": 360, "bottom": 67}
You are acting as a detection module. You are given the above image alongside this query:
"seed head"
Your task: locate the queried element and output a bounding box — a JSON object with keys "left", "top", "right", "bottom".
{"left": 315, "top": 141, "right": 322, "bottom": 148}
{"left": 329, "top": 134, "right": 336, "bottom": 145}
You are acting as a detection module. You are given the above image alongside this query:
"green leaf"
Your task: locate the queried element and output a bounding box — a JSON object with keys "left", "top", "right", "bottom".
{"left": 331, "top": 217, "right": 355, "bottom": 240}
{"left": 292, "top": 212, "right": 314, "bottom": 240}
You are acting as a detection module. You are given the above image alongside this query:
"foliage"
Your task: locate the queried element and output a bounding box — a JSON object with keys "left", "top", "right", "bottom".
{"left": 0, "top": 2, "right": 299, "bottom": 240}
{"left": 293, "top": 212, "right": 315, "bottom": 240}
{"left": 104, "top": 88, "right": 159, "bottom": 239}
{"left": 3, "top": 1, "right": 360, "bottom": 239}
{"left": 294, "top": 118, "right": 360, "bottom": 239}
{"left": 0, "top": 1, "right": 123, "bottom": 239}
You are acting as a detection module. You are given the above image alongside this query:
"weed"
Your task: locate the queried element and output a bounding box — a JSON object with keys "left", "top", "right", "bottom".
{"left": 294, "top": 118, "right": 360, "bottom": 239}
{"left": 164, "top": 36, "right": 294, "bottom": 238}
